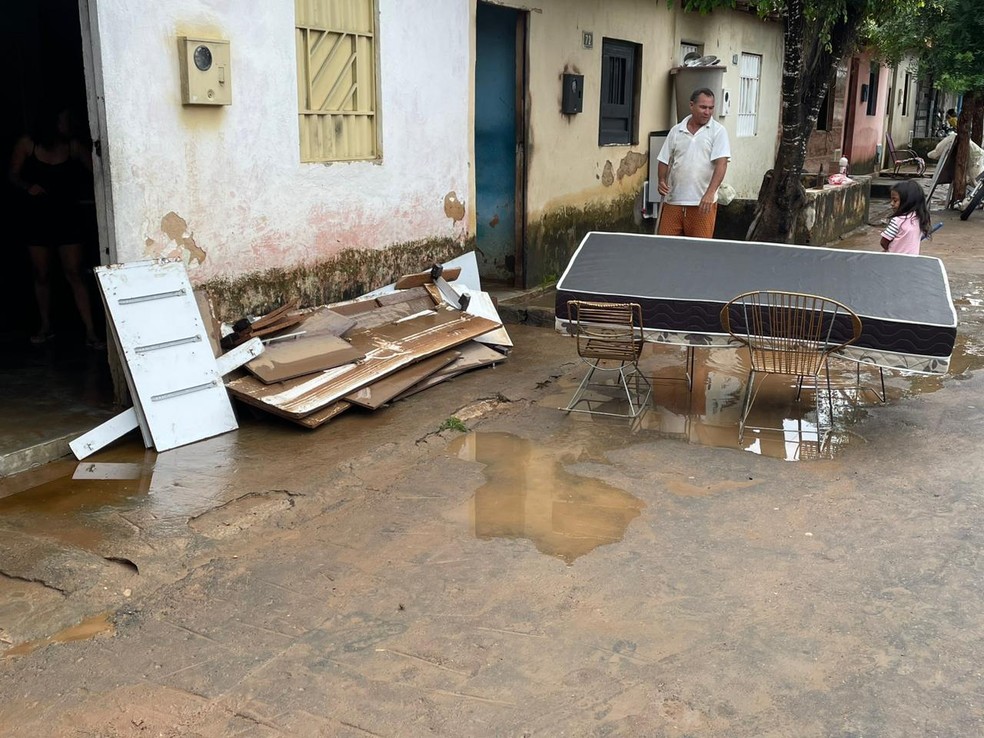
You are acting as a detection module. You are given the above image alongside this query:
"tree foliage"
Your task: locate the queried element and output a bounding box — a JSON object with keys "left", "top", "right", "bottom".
{"left": 871, "top": 0, "right": 984, "bottom": 94}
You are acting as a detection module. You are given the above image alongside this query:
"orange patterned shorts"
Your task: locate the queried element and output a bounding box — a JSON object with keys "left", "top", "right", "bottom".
{"left": 657, "top": 203, "right": 718, "bottom": 238}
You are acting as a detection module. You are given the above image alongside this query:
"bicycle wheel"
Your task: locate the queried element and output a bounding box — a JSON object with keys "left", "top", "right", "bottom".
{"left": 960, "top": 181, "right": 984, "bottom": 220}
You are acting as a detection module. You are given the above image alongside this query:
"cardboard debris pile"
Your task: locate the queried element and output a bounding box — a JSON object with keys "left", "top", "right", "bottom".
{"left": 217, "top": 252, "right": 510, "bottom": 429}
{"left": 69, "top": 252, "right": 508, "bottom": 459}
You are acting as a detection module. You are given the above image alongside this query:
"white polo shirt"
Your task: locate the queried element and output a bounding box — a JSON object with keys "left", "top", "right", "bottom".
{"left": 657, "top": 116, "right": 731, "bottom": 206}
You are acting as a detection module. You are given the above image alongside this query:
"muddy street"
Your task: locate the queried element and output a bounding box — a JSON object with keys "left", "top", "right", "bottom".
{"left": 3, "top": 210, "right": 984, "bottom": 736}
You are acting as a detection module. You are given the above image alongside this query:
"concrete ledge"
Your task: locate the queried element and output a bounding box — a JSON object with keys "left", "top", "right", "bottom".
{"left": 0, "top": 434, "right": 74, "bottom": 478}
{"left": 798, "top": 176, "right": 870, "bottom": 245}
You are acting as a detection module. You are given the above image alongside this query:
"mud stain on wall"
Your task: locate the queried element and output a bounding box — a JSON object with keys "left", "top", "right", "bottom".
{"left": 159, "top": 212, "right": 207, "bottom": 264}
{"left": 525, "top": 191, "right": 643, "bottom": 287}
{"left": 616, "top": 151, "right": 648, "bottom": 181}
{"left": 601, "top": 161, "right": 615, "bottom": 187}
{"left": 200, "top": 236, "right": 471, "bottom": 320}
{"left": 444, "top": 192, "right": 466, "bottom": 222}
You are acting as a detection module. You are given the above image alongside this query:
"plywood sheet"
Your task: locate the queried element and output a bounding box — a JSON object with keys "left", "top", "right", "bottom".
{"left": 245, "top": 335, "right": 365, "bottom": 384}
{"left": 344, "top": 350, "right": 459, "bottom": 409}
{"left": 293, "top": 401, "right": 353, "bottom": 429}
{"left": 394, "top": 342, "right": 506, "bottom": 400}
{"left": 225, "top": 308, "right": 499, "bottom": 418}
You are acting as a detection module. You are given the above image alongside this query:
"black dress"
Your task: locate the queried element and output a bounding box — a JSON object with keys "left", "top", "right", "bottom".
{"left": 19, "top": 145, "right": 90, "bottom": 248}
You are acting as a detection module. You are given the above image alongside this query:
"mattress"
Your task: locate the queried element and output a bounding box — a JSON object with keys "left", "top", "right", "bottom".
{"left": 556, "top": 232, "right": 958, "bottom": 374}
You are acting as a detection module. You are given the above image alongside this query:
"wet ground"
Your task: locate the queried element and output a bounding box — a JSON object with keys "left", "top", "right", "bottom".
{"left": 2, "top": 203, "right": 984, "bottom": 736}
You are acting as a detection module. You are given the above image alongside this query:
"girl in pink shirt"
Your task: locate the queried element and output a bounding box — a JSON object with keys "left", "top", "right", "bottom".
{"left": 880, "top": 180, "right": 931, "bottom": 254}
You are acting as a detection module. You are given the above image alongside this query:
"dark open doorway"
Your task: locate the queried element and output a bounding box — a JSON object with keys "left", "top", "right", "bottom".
{"left": 0, "top": 2, "right": 114, "bottom": 477}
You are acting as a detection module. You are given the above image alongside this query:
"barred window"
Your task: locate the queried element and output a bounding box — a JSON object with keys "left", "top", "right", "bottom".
{"left": 295, "top": 0, "right": 380, "bottom": 162}
{"left": 737, "top": 53, "right": 761, "bottom": 138}
{"left": 599, "top": 38, "right": 641, "bottom": 146}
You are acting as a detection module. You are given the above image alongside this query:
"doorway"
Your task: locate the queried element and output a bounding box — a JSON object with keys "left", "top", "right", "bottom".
{"left": 475, "top": 2, "right": 528, "bottom": 288}
{"left": 0, "top": 1, "right": 114, "bottom": 475}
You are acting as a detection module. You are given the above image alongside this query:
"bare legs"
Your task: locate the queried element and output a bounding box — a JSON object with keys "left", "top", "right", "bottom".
{"left": 27, "top": 245, "right": 53, "bottom": 341}
{"left": 28, "top": 242, "right": 99, "bottom": 344}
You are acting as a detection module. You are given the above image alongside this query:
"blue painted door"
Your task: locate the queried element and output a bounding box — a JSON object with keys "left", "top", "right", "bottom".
{"left": 475, "top": 3, "right": 522, "bottom": 285}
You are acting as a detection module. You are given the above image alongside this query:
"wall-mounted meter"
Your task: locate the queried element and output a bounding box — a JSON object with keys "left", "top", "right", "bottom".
{"left": 178, "top": 36, "right": 231, "bottom": 105}
{"left": 719, "top": 89, "right": 732, "bottom": 117}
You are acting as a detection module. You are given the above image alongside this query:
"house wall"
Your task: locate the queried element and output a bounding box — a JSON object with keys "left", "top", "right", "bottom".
{"left": 91, "top": 0, "right": 473, "bottom": 315}
{"left": 521, "top": 1, "right": 784, "bottom": 283}
{"left": 88, "top": 0, "right": 784, "bottom": 310}
{"left": 844, "top": 52, "right": 891, "bottom": 175}
{"left": 804, "top": 63, "right": 850, "bottom": 176}
{"left": 884, "top": 53, "right": 919, "bottom": 169}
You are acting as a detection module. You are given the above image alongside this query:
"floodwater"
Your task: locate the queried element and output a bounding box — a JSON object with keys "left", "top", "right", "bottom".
{"left": 3, "top": 613, "right": 114, "bottom": 658}
{"left": 448, "top": 432, "right": 644, "bottom": 565}
{"left": 546, "top": 338, "right": 984, "bottom": 462}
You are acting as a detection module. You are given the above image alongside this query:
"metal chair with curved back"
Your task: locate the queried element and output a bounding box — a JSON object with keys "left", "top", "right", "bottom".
{"left": 720, "top": 290, "right": 863, "bottom": 443}
{"left": 885, "top": 132, "right": 926, "bottom": 177}
{"left": 562, "top": 300, "right": 652, "bottom": 418}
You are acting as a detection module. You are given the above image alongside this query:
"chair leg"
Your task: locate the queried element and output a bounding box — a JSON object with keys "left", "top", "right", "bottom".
{"left": 737, "top": 368, "right": 759, "bottom": 443}
{"left": 853, "top": 362, "right": 887, "bottom": 403}
{"left": 618, "top": 363, "right": 653, "bottom": 418}
{"left": 563, "top": 362, "right": 599, "bottom": 413}
{"left": 564, "top": 360, "right": 652, "bottom": 418}
{"left": 685, "top": 345, "right": 695, "bottom": 391}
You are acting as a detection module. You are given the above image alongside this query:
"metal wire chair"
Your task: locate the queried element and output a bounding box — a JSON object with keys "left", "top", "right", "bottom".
{"left": 562, "top": 300, "right": 652, "bottom": 418}
{"left": 720, "top": 290, "right": 863, "bottom": 442}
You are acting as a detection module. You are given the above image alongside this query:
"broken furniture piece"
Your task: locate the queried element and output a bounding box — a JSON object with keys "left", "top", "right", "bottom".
{"left": 70, "top": 259, "right": 265, "bottom": 460}
{"left": 221, "top": 298, "right": 305, "bottom": 350}
{"left": 224, "top": 253, "right": 510, "bottom": 429}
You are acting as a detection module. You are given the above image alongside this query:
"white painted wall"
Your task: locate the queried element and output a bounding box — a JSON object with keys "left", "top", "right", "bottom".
{"left": 92, "top": 0, "right": 472, "bottom": 281}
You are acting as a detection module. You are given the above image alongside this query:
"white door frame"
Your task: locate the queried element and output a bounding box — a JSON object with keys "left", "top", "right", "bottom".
{"left": 77, "top": 0, "right": 118, "bottom": 266}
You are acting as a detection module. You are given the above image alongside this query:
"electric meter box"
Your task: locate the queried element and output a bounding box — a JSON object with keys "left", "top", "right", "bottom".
{"left": 178, "top": 36, "right": 231, "bottom": 105}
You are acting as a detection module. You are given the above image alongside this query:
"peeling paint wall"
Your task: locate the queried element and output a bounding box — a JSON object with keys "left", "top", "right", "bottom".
{"left": 93, "top": 0, "right": 471, "bottom": 284}
{"left": 795, "top": 178, "right": 870, "bottom": 245}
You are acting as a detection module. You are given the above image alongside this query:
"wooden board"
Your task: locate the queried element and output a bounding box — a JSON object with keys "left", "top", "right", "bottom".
{"left": 344, "top": 350, "right": 460, "bottom": 409}
{"left": 394, "top": 267, "right": 462, "bottom": 290}
{"left": 394, "top": 342, "right": 506, "bottom": 400}
{"left": 225, "top": 308, "right": 499, "bottom": 418}
{"left": 293, "top": 401, "right": 353, "bottom": 429}
{"left": 245, "top": 335, "right": 365, "bottom": 384}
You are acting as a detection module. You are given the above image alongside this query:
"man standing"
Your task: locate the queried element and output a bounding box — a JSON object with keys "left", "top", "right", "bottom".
{"left": 656, "top": 88, "right": 731, "bottom": 238}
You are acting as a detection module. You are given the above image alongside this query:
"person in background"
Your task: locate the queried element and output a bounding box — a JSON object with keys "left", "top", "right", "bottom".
{"left": 880, "top": 180, "right": 931, "bottom": 255}
{"left": 8, "top": 106, "right": 103, "bottom": 348}
{"left": 656, "top": 88, "right": 731, "bottom": 238}
{"left": 946, "top": 108, "right": 959, "bottom": 130}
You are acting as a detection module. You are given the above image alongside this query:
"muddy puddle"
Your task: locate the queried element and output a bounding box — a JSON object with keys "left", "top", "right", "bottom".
{"left": 3, "top": 613, "right": 115, "bottom": 659}
{"left": 0, "top": 432, "right": 244, "bottom": 557}
{"left": 448, "top": 432, "right": 644, "bottom": 564}
{"left": 547, "top": 337, "right": 984, "bottom": 461}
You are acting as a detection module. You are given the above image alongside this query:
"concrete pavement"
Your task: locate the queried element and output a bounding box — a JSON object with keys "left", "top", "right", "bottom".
{"left": 2, "top": 200, "right": 984, "bottom": 736}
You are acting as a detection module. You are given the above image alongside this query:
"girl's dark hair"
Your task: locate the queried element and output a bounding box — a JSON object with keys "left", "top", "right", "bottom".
{"left": 891, "top": 180, "right": 931, "bottom": 237}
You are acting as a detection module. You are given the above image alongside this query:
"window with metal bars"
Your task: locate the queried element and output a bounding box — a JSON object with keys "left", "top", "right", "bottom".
{"left": 599, "top": 38, "right": 641, "bottom": 146}
{"left": 737, "top": 52, "right": 761, "bottom": 138}
{"left": 295, "top": 0, "right": 380, "bottom": 162}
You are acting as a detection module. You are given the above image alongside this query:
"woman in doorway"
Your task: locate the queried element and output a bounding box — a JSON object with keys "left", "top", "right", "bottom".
{"left": 9, "top": 106, "right": 103, "bottom": 348}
